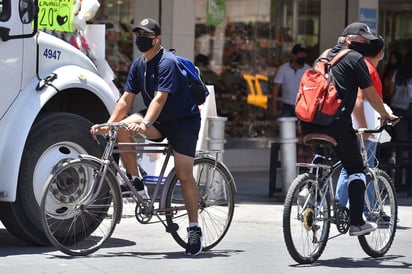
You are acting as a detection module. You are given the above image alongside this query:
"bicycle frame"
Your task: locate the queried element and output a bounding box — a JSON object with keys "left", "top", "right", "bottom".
{"left": 296, "top": 160, "right": 343, "bottom": 226}
{"left": 91, "top": 124, "right": 220, "bottom": 217}
{"left": 356, "top": 132, "right": 386, "bottom": 219}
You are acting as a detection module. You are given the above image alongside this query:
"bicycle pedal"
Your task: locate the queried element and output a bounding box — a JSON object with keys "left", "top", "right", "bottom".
{"left": 166, "top": 223, "right": 179, "bottom": 233}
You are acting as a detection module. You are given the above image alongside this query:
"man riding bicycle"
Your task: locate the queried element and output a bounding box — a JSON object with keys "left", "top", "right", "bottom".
{"left": 299, "top": 22, "right": 398, "bottom": 236}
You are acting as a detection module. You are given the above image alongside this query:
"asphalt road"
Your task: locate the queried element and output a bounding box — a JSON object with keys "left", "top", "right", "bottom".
{"left": 0, "top": 171, "right": 411, "bottom": 274}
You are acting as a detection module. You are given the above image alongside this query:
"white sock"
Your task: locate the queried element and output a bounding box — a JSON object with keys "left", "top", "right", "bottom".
{"left": 131, "top": 175, "right": 142, "bottom": 181}
{"left": 189, "top": 222, "right": 199, "bottom": 228}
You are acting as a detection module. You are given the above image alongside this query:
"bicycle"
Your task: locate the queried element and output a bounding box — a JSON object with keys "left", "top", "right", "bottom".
{"left": 39, "top": 122, "right": 237, "bottom": 256}
{"left": 282, "top": 121, "right": 398, "bottom": 264}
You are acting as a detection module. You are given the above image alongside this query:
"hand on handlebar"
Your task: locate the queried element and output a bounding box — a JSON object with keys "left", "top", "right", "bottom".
{"left": 381, "top": 113, "right": 399, "bottom": 127}
{"left": 90, "top": 124, "right": 110, "bottom": 140}
{"left": 127, "top": 122, "right": 143, "bottom": 136}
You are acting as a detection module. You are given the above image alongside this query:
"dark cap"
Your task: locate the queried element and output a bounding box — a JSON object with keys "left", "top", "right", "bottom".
{"left": 132, "top": 18, "right": 161, "bottom": 35}
{"left": 342, "top": 22, "right": 378, "bottom": 40}
{"left": 292, "top": 44, "right": 309, "bottom": 54}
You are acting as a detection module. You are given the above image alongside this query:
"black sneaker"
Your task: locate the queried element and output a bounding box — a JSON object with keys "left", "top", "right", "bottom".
{"left": 185, "top": 226, "right": 202, "bottom": 256}
{"left": 121, "top": 177, "right": 149, "bottom": 199}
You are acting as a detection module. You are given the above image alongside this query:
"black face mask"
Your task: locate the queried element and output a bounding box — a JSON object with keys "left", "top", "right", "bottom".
{"left": 296, "top": 57, "right": 307, "bottom": 65}
{"left": 135, "top": 36, "right": 154, "bottom": 52}
{"left": 349, "top": 41, "right": 370, "bottom": 56}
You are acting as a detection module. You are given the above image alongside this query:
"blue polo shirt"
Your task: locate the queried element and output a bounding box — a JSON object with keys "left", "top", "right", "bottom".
{"left": 124, "top": 49, "right": 200, "bottom": 130}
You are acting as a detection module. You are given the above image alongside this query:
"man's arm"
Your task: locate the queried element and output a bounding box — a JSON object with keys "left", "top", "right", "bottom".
{"left": 353, "top": 90, "right": 367, "bottom": 124}
{"left": 108, "top": 92, "right": 136, "bottom": 122}
{"left": 352, "top": 89, "right": 370, "bottom": 138}
{"left": 142, "top": 91, "right": 168, "bottom": 125}
{"left": 271, "top": 83, "right": 281, "bottom": 117}
{"left": 90, "top": 91, "right": 136, "bottom": 138}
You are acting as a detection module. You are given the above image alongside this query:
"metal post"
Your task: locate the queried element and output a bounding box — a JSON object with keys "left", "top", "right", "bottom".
{"left": 277, "top": 117, "right": 298, "bottom": 197}
{"left": 207, "top": 116, "right": 227, "bottom": 160}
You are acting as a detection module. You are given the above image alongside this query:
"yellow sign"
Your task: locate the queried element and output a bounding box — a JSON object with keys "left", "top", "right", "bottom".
{"left": 38, "top": 0, "right": 74, "bottom": 32}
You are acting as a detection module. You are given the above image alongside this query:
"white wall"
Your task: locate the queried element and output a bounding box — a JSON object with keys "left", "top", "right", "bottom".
{"left": 132, "top": 0, "right": 195, "bottom": 60}
{"left": 319, "top": 0, "right": 379, "bottom": 52}
{"left": 319, "top": 0, "right": 347, "bottom": 51}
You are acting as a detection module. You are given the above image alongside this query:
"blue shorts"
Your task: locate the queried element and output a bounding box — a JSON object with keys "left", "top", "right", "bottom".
{"left": 151, "top": 123, "right": 199, "bottom": 157}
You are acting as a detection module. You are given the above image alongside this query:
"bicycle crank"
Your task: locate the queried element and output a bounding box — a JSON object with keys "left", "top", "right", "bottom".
{"left": 336, "top": 205, "right": 350, "bottom": 234}
{"left": 135, "top": 203, "right": 153, "bottom": 224}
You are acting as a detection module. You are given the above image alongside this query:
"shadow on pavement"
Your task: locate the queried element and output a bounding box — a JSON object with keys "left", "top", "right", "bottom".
{"left": 291, "top": 254, "right": 412, "bottom": 270}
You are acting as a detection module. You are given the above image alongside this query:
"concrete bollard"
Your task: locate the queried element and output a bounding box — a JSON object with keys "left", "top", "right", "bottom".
{"left": 277, "top": 117, "right": 298, "bottom": 197}
{"left": 207, "top": 116, "right": 227, "bottom": 160}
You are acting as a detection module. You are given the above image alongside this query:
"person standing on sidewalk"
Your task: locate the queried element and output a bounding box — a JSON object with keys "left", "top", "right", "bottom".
{"left": 300, "top": 22, "right": 398, "bottom": 236}
{"left": 271, "top": 44, "right": 310, "bottom": 117}
{"left": 90, "top": 18, "right": 203, "bottom": 256}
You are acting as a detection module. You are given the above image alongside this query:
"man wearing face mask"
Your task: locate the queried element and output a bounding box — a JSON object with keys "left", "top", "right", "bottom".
{"left": 299, "top": 22, "right": 398, "bottom": 236}
{"left": 271, "top": 44, "right": 310, "bottom": 117}
{"left": 335, "top": 36, "right": 392, "bottom": 214}
{"left": 90, "top": 18, "right": 203, "bottom": 256}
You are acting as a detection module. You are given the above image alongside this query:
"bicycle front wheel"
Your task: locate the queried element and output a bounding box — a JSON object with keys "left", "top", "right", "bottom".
{"left": 40, "top": 158, "right": 122, "bottom": 256}
{"left": 165, "top": 156, "right": 236, "bottom": 250}
{"left": 358, "top": 168, "right": 397, "bottom": 257}
{"left": 283, "top": 173, "right": 331, "bottom": 264}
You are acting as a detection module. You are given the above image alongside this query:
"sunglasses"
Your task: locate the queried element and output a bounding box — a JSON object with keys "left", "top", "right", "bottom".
{"left": 136, "top": 31, "right": 157, "bottom": 38}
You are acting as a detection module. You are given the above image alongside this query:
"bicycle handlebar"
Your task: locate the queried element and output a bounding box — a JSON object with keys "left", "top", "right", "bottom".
{"left": 95, "top": 122, "right": 129, "bottom": 129}
{"left": 355, "top": 118, "right": 399, "bottom": 134}
{"left": 95, "top": 122, "right": 147, "bottom": 139}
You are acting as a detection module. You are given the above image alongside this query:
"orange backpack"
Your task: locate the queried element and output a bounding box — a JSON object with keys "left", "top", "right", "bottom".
{"left": 295, "top": 48, "right": 351, "bottom": 125}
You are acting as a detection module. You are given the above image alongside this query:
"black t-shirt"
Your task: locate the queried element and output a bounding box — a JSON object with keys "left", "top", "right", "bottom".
{"left": 327, "top": 45, "right": 373, "bottom": 120}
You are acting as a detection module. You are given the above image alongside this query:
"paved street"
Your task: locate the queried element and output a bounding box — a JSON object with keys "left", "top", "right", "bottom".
{"left": 1, "top": 171, "right": 411, "bottom": 273}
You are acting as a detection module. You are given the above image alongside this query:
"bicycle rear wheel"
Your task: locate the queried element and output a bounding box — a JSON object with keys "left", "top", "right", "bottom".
{"left": 358, "top": 168, "right": 397, "bottom": 257}
{"left": 283, "top": 173, "right": 331, "bottom": 264}
{"left": 40, "top": 158, "right": 122, "bottom": 256}
{"left": 165, "top": 156, "right": 236, "bottom": 250}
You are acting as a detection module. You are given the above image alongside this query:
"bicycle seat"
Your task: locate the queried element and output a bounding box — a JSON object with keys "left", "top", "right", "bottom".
{"left": 303, "top": 133, "right": 337, "bottom": 147}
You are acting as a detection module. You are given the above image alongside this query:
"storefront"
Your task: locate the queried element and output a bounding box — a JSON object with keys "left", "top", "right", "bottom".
{"left": 91, "top": 0, "right": 412, "bottom": 142}
{"left": 194, "top": 0, "right": 320, "bottom": 138}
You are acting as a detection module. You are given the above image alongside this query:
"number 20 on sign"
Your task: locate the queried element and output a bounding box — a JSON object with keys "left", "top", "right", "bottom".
{"left": 38, "top": 0, "right": 74, "bottom": 32}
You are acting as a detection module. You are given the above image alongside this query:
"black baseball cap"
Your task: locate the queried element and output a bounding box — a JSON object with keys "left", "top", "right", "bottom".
{"left": 292, "top": 44, "right": 309, "bottom": 54}
{"left": 342, "top": 22, "right": 378, "bottom": 40}
{"left": 132, "top": 18, "right": 161, "bottom": 35}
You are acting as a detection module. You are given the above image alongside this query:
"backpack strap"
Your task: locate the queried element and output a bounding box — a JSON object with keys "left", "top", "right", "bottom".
{"left": 319, "top": 48, "right": 351, "bottom": 65}
{"left": 328, "top": 49, "right": 351, "bottom": 65}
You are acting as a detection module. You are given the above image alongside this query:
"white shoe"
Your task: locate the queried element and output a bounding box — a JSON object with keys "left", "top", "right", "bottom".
{"left": 349, "top": 222, "right": 377, "bottom": 236}
{"left": 138, "top": 185, "right": 150, "bottom": 200}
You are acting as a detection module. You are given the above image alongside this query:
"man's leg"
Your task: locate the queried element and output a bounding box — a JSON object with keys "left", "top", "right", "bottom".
{"left": 117, "top": 114, "right": 143, "bottom": 177}
{"left": 335, "top": 168, "right": 349, "bottom": 207}
{"left": 173, "top": 151, "right": 199, "bottom": 223}
{"left": 332, "top": 126, "right": 376, "bottom": 236}
{"left": 173, "top": 150, "right": 202, "bottom": 255}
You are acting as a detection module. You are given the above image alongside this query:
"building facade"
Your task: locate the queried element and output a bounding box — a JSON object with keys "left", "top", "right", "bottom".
{"left": 95, "top": 0, "right": 412, "bottom": 139}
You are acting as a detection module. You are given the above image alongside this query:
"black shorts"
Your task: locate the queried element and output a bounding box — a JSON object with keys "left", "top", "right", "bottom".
{"left": 151, "top": 123, "right": 199, "bottom": 157}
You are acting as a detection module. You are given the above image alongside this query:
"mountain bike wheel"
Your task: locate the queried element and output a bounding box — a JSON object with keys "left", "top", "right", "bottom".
{"left": 40, "top": 158, "right": 122, "bottom": 256}
{"left": 283, "top": 173, "right": 331, "bottom": 264}
{"left": 358, "top": 168, "right": 397, "bottom": 257}
{"left": 165, "top": 156, "right": 236, "bottom": 250}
